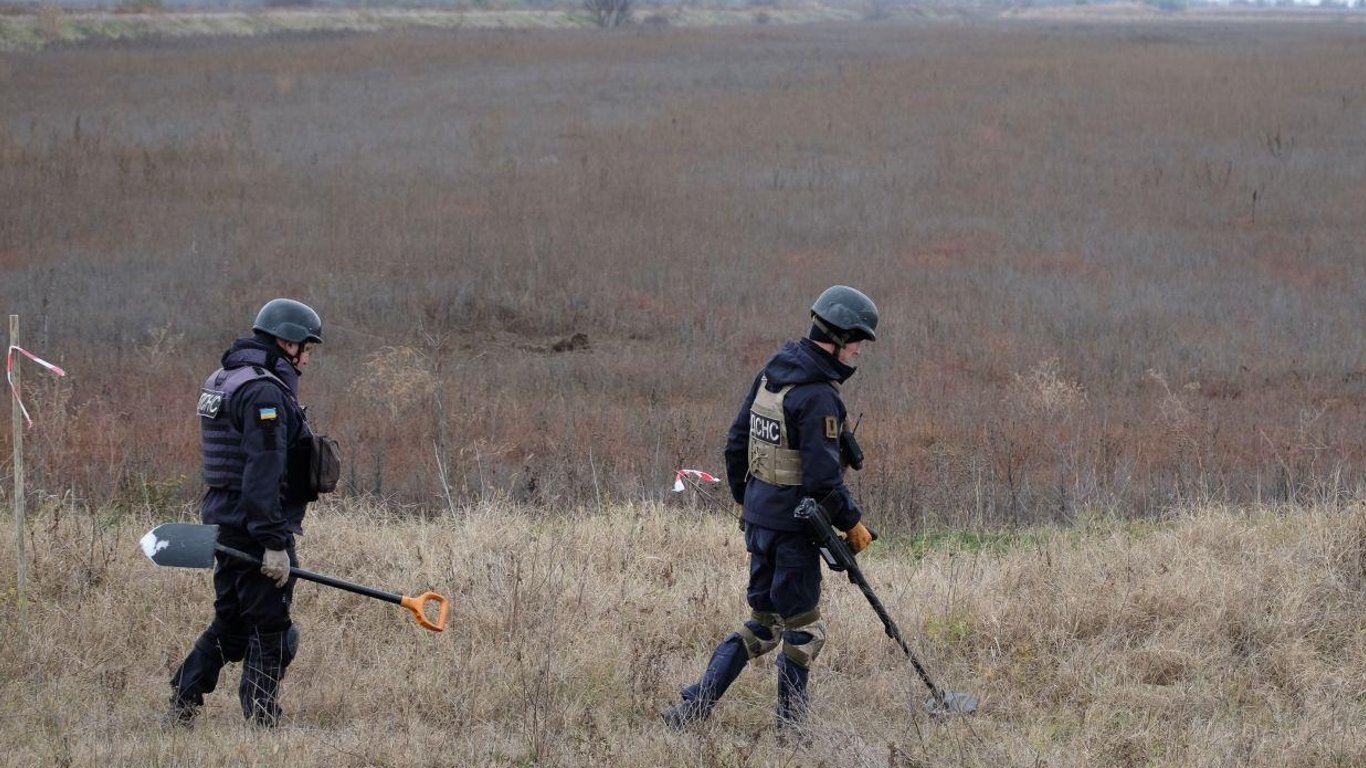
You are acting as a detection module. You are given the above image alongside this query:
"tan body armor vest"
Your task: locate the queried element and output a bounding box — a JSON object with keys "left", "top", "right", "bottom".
{"left": 748, "top": 376, "right": 804, "bottom": 486}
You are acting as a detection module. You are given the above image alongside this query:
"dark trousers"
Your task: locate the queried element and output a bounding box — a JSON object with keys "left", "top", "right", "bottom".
{"left": 676, "top": 525, "right": 823, "bottom": 717}
{"left": 170, "top": 534, "right": 297, "bottom": 723}
{"left": 745, "top": 524, "right": 821, "bottom": 618}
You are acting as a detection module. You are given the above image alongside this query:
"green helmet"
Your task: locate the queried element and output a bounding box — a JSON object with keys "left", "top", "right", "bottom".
{"left": 811, "top": 285, "right": 878, "bottom": 343}
{"left": 253, "top": 299, "right": 323, "bottom": 344}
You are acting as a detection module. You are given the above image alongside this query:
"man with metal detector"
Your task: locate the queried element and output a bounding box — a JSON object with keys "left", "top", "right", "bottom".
{"left": 662, "top": 285, "right": 877, "bottom": 735}
{"left": 164, "top": 298, "right": 332, "bottom": 728}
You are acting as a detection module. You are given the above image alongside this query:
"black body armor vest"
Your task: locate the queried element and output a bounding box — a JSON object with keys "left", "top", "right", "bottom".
{"left": 197, "top": 366, "right": 300, "bottom": 490}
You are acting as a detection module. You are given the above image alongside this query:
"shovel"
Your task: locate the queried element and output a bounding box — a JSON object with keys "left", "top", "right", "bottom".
{"left": 141, "top": 522, "right": 448, "bottom": 632}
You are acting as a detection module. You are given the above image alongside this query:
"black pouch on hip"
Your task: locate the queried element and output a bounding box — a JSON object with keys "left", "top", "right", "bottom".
{"left": 287, "top": 434, "right": 342, "bottom": 501}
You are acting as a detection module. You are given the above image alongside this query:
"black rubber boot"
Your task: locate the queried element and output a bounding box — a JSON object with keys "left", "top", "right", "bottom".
{"left": 239, "top": 627, "right": 295, "bottom": 726}
{"left": 775, "top": 655, "right": 810, "bottom": 732}
{"left": 662, "top": 634, "right": 749, "bottom": 730}
{"left": 159, "top": 699, "right": 200, "bottom": 731}
{"left": 167, "top": 622, "right": 248, "bottom": 727}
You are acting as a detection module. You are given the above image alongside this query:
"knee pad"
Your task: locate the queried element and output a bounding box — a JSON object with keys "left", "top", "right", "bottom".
{"left": 737, "top": 610, "right": 782, "bottom": 659}
{"left": 779, "top": 609, "right": 826, "bottom": 669}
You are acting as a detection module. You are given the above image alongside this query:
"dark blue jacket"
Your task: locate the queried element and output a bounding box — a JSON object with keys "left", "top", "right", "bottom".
{"left": 724, "top": 338, "right": 863, "bottom": 533}
{"left": 200, "top": 336, "right": 309, "bottom": 551}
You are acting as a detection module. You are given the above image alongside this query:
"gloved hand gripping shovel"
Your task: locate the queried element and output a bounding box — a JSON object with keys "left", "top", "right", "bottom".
{"left": 140, "top": 523, "right": 449, "bottom": 632}
{"left": 795, "top": 498, "right": 977, "bottom": 716}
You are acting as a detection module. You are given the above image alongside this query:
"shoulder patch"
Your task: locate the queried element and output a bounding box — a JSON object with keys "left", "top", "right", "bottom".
{"left": 824, "top": 415, "right": 839, "bottom": 440}
{"left": 258, "top": 407, "right": 278, "bottom": 422}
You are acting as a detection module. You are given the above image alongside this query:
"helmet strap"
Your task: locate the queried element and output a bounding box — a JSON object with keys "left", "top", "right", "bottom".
{"left": 811, "top": 316, "right": 851, "bottom": 349}
{"left": 274, "top": 338, "right": 305, "bottom": 370}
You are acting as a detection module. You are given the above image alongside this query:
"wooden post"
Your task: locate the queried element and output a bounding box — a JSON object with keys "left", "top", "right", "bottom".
{"left": 10, "top": 315, "right": 24, "bottom": 612}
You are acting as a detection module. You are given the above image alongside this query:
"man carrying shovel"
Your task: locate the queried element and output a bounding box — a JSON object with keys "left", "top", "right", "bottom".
{"left": 164, "top": 298, "right": 325, "bottom": 728}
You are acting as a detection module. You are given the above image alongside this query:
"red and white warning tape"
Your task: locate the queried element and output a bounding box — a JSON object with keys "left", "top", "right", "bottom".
{"left": 7, "top": 345, "right": 67, "bottom": 427}
{"left": 672, "top": 468, "right": 721, "bottom": 493}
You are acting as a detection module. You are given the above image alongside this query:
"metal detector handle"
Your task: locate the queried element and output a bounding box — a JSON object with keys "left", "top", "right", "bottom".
{"left": 215, "top": 544, "right": 449, "bottom": 632}
{"left": 400, "top": 592, "right": 449, "bottom": 633}
{"left": 798, "top": 497, "right": 878, "bottom": 575}
{"left": 816, "top": 525, "right": 879, "bottom": 575}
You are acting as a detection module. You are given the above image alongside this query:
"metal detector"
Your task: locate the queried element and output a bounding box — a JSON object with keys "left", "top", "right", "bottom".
{"left": 796, "top": 498, "right": 978, "bottom": 716}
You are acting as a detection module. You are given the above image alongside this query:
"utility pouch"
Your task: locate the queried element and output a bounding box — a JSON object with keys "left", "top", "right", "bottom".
{"left": 311, "top": 434, "right": 341, "bottom": 494}
{"left": 839, "top": 428, "right": 864, "bottom": 471}
{"left": 287, "top": 434, "right": 342, "bottom": 501}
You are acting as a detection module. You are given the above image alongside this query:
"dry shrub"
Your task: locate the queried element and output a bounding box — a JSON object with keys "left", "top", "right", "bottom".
{"left": 1147, "top": 368, "right": 1196, "bottom": 436}
{"left": 137, "top": 323, "right": 184, "bottom": 367}
{"left": 348, "top": 345, "right": 438, "bottom": 419}
{"left": 1012, "top": 358, "right": 1086, "bottom": 421}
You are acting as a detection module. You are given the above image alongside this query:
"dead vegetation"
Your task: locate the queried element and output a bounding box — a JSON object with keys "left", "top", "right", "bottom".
{"left": 1, "top": 498, "right": 1363, "bottom": 766}
{"left": 2, "top": 22, "right": 1365, "bottom": 527}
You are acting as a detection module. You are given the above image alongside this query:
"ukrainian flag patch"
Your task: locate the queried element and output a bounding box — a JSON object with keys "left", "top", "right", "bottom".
{"left": 258, "top": 407, "right": 278, "bottom": 422}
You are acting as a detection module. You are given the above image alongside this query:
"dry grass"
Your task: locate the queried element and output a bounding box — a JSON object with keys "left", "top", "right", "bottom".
{"left": 1, "top": 498, "right": 1363, "bottom": 766}
{"left": 1, "top": 15, "right": 1362, "bottom": 767}
{"left": 2, "top": 20, "right": 1366, "bottom": 526}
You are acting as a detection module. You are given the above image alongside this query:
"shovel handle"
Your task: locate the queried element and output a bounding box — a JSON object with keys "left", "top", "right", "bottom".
{"left": 400, "top": 591, "right": 449, "bottom": 632}
{"left": 216, "top": 544, "right": 449, "bottom": 633}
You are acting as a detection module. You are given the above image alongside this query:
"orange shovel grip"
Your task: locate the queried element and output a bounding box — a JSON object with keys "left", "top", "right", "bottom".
{"left": 399, "top": 591, "right": 449, "bottom": 632}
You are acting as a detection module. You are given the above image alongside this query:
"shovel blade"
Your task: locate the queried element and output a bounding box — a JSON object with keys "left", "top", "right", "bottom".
{"left": 924, "top": 690, "right": 979, "bottom": 716}
{"left": 141, "top": 523, "right": 220, "bottom": 569}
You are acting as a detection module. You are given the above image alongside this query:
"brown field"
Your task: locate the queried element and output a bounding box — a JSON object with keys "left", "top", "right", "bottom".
{"left": 2, "top": 498, "right": 1364, "bottom": 767}
{"left": 3, "top": 16, "right": 1366, "bottom": 768}
{"left": 2, "top": 18, "right": 1365, "bottom": 529}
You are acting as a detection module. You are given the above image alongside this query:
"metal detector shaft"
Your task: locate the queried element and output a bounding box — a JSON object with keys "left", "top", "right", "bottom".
{"left": 795, "top": 497, "right": 978, "bottom": 715}
{"left": 843, "top": 556, "right": 949, "bottom": 705}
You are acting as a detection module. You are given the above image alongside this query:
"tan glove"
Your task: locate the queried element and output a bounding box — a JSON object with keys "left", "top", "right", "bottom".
{"left": 845, "top": 522, "right": 873, "bottom": 555}
{"left": 261, "top": 548, "right": 291, "bottom": 588}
